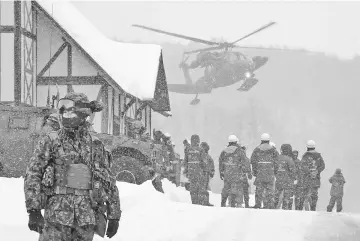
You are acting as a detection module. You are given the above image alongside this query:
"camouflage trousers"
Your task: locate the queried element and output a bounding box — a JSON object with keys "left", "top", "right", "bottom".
{"left": 243, "top": 181, "right": 250, "bottom": 207}
{"left": 203, "top": 174, "right": 212, "bottom": 205}
{"left": 327, "top": 195, "right": 343, "bottom": 212}
{"left": 254, "top": 181, "right": 275, "bottom": 209}
{"left": 222, "top": 180, "right": 244, "bottom": 207}
{"left": 39, "top": 221, "right": 95, "bottom": 241}
{"left": 298, "top": 186, "right": 319, "bottom": 211}
{"left": 189, "top": 180, "right": 208, "bottom": 205}
{"left": 274, "top": 182, "right": 294, "bottom": 210}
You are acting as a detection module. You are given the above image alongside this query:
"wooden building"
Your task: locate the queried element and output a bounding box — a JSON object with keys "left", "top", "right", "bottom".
{"left": 0, "top": 0, "right": 171, "bottom": 138}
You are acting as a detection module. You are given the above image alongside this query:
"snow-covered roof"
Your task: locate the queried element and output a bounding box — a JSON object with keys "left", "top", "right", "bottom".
{"left": 35, "top": 0, "right": 170, "bottom": 108}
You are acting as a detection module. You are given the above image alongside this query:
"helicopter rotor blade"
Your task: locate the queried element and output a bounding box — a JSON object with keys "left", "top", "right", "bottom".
{"left": 132, "top": 24, "right": 221, "bottom": 46}
{"left": 233, "top": 45, "right": 286, "bottom": 51}
{"left": 184, "top": 46, "right": 225, "bottom": 54}
{"left": 230, "top": 21, "right": 276, "bottom": 45}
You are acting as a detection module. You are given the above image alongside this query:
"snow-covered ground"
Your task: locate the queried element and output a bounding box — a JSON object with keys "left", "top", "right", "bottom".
{"left": 1, "top": 177, "right": 360, "bottom": 241}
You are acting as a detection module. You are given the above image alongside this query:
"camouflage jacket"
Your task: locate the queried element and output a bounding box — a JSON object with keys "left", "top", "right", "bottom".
{"left": 24, "top": 126, "right": 121, "bottom": 227}
{"left": 183, "top": 145, "right": 207, "bottom": 182}
{"left": 219, "top": 144, "right": 250, "bottom": 183}
{"left": 204, "top": 153, "right": 215, "bottom": 176}
{"left": 275, "top": 154, "right": 297, "bottom": 186}
{"left": 329, "top": 173, "right": 346, "bottom": 197}
{"left": 250, "top": 143, "right": 279, "bottom": 183}
{"left": 300, "top": 150, "right": 325, "bottom": 187}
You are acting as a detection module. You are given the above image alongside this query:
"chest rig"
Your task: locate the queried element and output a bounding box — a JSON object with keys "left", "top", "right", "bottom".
{"left": 42, "top": 131, "right": 95, "bottom": 195}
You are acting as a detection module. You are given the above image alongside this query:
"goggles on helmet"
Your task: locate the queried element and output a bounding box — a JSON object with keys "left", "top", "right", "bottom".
{"left": 57, "top": 98, "right": 90, "bottom": 111}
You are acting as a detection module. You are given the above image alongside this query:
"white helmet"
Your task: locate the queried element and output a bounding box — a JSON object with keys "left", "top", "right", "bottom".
{"left": 164, "top": 133, "right": 171, "bottom": 138}
{"left": 261, "top": 133, "right": 270, "bottom": 141}
{"left": 228, "top": 135, "right": 238, "bottom": 143}
{"left": 171, "top": 141, "right": 175, "bottom": 146}
{"left": 306, "top": 140, "right": 316, "bottom": 148}
{"left": 270, "top": 142, "right": 276, "bottom": 147}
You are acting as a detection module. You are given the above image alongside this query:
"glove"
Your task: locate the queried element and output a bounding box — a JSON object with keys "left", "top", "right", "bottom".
{"left": 209, "top": 170, "right": 215, "bottom": 178}
{"left": 28, "top": 210, "right": 44, "bottom": 234}
{"left": 106, "top": 219, "right": 119, "bottom": 239}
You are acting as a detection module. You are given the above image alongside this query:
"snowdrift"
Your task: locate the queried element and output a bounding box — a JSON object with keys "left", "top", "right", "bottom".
{"left": 1, "top": 177, "right": 359, "bottom": 241}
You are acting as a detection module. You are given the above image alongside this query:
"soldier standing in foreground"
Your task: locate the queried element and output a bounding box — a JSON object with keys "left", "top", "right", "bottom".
{"left": 298, "top": 140, "right": 325, "bottom": 211}
{"left": 24, "top": 92, "right": 121, "bottom": 240}
{"left": 200, "top": 142, "right": 215, "bottom": 206}
{"left": 183, "top": 134, "right": 208, "bottom": 205}
{"left": 250, "top": 133, "right": 279, "bottom": 209}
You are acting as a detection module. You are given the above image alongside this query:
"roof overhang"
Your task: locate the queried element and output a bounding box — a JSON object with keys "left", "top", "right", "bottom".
{"left": 34, "top": 0, "right": 171, "bottom": 113}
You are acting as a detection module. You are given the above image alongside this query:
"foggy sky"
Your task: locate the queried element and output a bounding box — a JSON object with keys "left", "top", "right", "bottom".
{"left": 72, "top": 1, "right": 360, "bottom": 60}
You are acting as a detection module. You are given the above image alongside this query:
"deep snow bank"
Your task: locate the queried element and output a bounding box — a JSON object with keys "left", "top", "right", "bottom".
{"left": 1, "top": 177, "right": 359, "bottom": 241}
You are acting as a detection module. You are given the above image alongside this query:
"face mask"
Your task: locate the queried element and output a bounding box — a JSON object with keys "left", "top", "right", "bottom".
{"left": 61, "top": 110, "right": 85, "bottom": 128}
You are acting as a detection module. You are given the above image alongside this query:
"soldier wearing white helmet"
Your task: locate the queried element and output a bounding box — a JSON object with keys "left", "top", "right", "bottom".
{"left": 250, "top": 133, "right": 279, "bottom": 209}
{"left": 298, "top": 140, "right": 325, "bottom": 211}
{"left": 219, "top": 135, "right": 251, "bottom": 207}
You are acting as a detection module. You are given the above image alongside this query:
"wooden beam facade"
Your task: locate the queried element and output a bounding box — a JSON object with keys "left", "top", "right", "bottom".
{"left": 14, "top": 1, "right": 22, "bottom": 105}
{"left": 37, "top": 76, "right": 106, "bottom": 85}
{"left": 37, "top": 42, "right": 68, "bottom": 77}
{"left": 3, "top": 1, "right": 160, "bottom": 138}
{"left": 0, "top": 26, "right": 36, "bottom": 39}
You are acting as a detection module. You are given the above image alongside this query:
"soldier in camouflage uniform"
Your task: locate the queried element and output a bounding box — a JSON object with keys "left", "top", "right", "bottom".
{"left": 292, "top": 150, "right": 302, "bottom": 210}
{"left": 200, "top": 142, "right": 215, "bottom": 206}
{"left": 24, "top": 92, "right": 121, "bottom": 240}
{"left": 182, "top": 139, "right": 191, "bottom": 191}
{"left": 240, "top": 146, "right": 252, "bottom": 208}
{"left": 274, "top": 144, "right": 297, "bottom": 210}
{"left": 219, "top": 135, "right": 250, "bottom": 208}
{"left": 298, "top": 140, "right": 325, "bottom": 211}
{"left": 250, "top": 133, "right": 279, "bottom": 209}
{"left": 183, "top": 134, "right": 208, "bottom": 205}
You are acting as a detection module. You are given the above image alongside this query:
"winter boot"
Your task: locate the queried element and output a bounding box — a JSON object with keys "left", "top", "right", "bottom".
{"left": 221, "top": 194, "right": 228, "bottom": 207}
{"left": 327, "top": 205, "right": 333, "bottom": 212}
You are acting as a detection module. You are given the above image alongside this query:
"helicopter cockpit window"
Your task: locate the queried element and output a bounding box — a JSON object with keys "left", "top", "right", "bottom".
{"left": 227, "top": 53, "right": 239, "bottom": 61}
{"left": 237, "top": 53, "right": 247, "bottom": 61}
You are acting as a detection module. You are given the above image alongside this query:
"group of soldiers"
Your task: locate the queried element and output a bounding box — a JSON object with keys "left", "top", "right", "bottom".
{"left": 183, "top": 132, "right": 329, "bottom": 211}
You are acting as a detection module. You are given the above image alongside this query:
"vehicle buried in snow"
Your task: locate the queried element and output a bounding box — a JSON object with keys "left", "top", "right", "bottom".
{"left": 0, "top": 0, "right": 178, "bottom": 186}
{"left": 0, "top": 101, "right": 180, "bottom": 185}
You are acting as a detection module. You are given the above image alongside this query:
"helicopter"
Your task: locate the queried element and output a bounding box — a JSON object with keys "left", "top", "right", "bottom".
{"left": 133, "top": 22, "right": 279, "bottom": 105}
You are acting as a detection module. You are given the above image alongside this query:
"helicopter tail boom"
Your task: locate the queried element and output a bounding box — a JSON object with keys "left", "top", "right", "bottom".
{"left": 168, "top": 84, "right": 212, "bottom": 95}
{"left": 252, "top": 56, "right": 268, "bottom": 72}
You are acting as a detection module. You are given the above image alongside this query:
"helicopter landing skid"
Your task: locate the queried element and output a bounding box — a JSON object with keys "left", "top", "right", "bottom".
{"left": 190, "top": 94, "right": 200, "bottom": 105}
{"left": 237, "top": 78, "right": 259, "bottom": 92}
